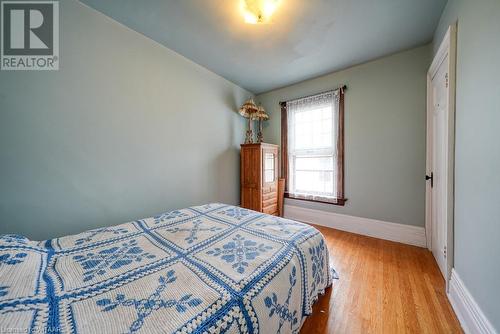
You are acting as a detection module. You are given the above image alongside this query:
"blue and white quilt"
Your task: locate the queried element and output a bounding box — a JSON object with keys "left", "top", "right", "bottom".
{"left": 0, "top": 203, "right": 334, "bottom": 334}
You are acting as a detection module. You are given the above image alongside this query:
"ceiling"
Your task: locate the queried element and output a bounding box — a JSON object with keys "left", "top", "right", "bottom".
{"left": 80, "top": 0, "right": 447, "bottom": 94}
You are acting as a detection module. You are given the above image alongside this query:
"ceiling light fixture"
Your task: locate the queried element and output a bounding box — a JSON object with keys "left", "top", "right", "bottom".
{"left": 240, "top": 0, "right": 282, "bottom": 24}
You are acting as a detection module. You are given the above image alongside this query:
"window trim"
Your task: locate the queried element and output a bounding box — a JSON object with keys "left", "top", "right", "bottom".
{"left": 284, "top": 193, "right": 347, "bottom": 206}
{"left": 280, "top": 86, "right": 347, "bottom": 206}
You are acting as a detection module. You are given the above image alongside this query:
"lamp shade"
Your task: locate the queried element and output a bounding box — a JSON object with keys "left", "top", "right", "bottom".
{"left": 255, "top": 105, "right": 269, "bottom": 120}
{"left": 239, "top": 98, "right": 259, "bottom": 118}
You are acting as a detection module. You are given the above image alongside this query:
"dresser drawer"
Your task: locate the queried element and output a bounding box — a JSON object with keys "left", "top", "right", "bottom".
{"left": 262, "top": 191, "right": 277, "bottom": 201}
{"left": 262, "top": 196, "right": 277, "bottom": 208}
{"left": 262, "top": 185, "right": 277, "bottom": 194}
{"left": 263, "top": 204, "right": 278, "bottom": 215}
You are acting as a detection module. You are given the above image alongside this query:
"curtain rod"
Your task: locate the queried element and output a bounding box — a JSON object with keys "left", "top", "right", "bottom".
{"left": 279, "top": 85, "right": 347, "bottom": 106}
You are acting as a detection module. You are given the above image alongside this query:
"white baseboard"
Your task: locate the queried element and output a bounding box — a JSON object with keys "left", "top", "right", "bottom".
{"left": 448, "top": 269, "right": 497, "bottom": 334}
{"left": 284, "top": 204, "right": 426, "bottom": 247}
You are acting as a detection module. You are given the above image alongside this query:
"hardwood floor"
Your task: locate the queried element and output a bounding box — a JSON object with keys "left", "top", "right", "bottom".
{"left": 301, "top": 225, "right": 463, "bottom": 334}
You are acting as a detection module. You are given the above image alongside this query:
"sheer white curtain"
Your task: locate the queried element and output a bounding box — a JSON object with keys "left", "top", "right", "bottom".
{"left": 287, "top": 90, "right": 340, "bottom": 200}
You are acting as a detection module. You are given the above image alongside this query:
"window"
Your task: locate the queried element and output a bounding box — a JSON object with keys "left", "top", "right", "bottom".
{"left": 280, "top": 88, "right": 346, "bottom": 205}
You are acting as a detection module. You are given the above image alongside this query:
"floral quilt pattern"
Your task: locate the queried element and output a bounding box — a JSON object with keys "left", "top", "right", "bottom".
{"left": 0, "top": 203, "right": 334, "bottom": 333}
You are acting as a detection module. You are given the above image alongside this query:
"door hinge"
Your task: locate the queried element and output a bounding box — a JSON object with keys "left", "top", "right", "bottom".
{"left": 445, "top": 73, "right": 449, "bottom": 88}
{"left": 443, "top": 246, "right": 447, "bottom": 258}
{"left": 426, "top": 172, "right": 434, "bottom": 188}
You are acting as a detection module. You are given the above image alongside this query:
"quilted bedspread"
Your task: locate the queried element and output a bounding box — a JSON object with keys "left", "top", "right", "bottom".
{"left": 0, "top": 203, "right": 334, "bottom": 334}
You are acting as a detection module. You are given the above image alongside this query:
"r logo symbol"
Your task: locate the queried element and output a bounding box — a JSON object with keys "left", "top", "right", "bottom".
{"left": 2, "top": 2, "right": 54, "bottom": 55}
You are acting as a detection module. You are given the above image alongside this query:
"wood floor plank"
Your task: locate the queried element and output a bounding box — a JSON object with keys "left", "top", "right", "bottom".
{"left": 300, "top": 225, "right": 463, "bottom": 334}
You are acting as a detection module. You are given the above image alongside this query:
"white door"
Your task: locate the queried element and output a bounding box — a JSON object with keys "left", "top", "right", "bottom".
{"left": 430, "top": 57, "right": 448, "bottom": 277}
{"left": 425, "top": 24, "right": 456, "bottom": 286}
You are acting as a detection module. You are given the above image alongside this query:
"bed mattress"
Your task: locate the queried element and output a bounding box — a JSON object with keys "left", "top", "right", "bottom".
{"left": 0, "top": 203, "right": 334, "bottom": 333}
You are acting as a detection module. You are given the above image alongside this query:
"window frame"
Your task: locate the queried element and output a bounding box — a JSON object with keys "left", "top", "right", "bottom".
{"left": 280, "top": 87, "right": 347, "bottom": 206}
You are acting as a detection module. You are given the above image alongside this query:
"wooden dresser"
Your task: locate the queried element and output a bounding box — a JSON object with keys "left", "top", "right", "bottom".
{"left": 240, "top": 143, "right": 279, "bottom": 216}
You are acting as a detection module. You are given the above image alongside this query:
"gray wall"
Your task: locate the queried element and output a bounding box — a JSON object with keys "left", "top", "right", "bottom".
{"left": 256, "top": 45, "right": 431, "bottom": 227}
{"left": 0, "top": 0, "right": 251, "bottom": 240}
{"left": 434, "top": 0, "right": 500, "bottom": 329}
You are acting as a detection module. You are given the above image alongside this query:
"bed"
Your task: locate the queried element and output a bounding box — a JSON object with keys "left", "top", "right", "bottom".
{"left": 0, "top": 203, "right": 335, "bottom": 333}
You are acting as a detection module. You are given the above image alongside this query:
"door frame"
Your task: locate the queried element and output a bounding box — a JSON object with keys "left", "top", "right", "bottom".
{"left": 425, "top": 23, "right": 457, "bottom": 290}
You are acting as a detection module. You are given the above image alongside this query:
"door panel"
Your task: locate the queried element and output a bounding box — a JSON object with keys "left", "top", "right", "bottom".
{"left": 430, "top": 54, "right": 449, "bottom": 278}
{"left": 426, "top": 24, "right": 456, "bottom": 289}
{"left": 241, "top": 146, "right": 261, "bottom": 210}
